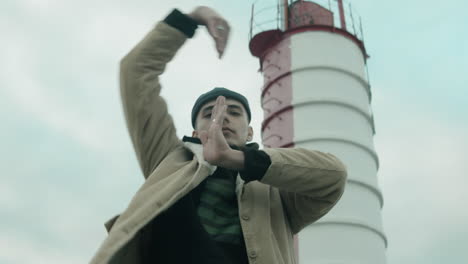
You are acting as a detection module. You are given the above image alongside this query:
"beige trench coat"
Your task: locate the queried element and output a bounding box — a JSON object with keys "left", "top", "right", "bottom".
{"left": 90, "top": 21, "right": 347, "bottom": 264}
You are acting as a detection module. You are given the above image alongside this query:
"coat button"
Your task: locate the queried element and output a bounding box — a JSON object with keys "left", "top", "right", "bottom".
{"left": 242, "top": 215, "right": 250, "bottom": 221}
{"left": 249, "top": 251, "right": 257, "bottom": 258}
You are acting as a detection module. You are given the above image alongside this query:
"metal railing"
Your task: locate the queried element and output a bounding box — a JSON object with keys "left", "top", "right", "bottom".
{"left": 249, "top": 0, "right": 365, "bottom": 42}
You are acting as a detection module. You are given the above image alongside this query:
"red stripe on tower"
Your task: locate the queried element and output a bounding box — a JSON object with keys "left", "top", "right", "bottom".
{"left": 249, "top": 7, "right": 294, "bottom": 148}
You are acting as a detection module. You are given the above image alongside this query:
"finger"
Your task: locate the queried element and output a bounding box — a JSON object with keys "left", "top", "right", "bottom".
{"left": 211, "top": 96, "right": 224, "bottom": 122}
{"left": 214, "top": 96, "right": 226, "bottom": 125}
{"left": 208, "top": 19, "right": 229, "bottom": 58}
{"left": 219, "top": 25, "right": 230, "bottom": 54}
{"left": 216, "top": 25, "right": 230, "bottom": 58}
{"left": 207, "top": 19, "right": 220, "bottom": 41}
{"left": 208, "top": 122, "right": 217, "bottom": 140}
{"left": 216, "top": 95, "right": 225, "bottom": 107}
{"left": 214, "top": 31, "right": 224, "bottom": 51}
{"left": 213, "top": 105, "right": 226, "bottom": 127}
{"left": 208, "top": 117, "right": 221, "bottom": 143}
{"left": 217, "top": 38, "right": 226, "bottom": 58}
{"left": 210, "top": 96, "right": 219, "bottom": 121}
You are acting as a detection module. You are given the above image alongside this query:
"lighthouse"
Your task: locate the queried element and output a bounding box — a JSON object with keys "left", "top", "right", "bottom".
{"left": 249, "top": 0, "right": 387, "bottom": 263}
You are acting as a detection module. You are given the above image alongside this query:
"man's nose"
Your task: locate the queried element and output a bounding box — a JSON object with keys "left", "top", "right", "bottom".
{"left": 222, "top": 115, "right": 230, "bottom": 124}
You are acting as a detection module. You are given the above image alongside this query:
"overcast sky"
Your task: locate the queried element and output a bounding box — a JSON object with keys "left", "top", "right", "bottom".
{"left": 1, "top": 0, "right": 467, "bottom": 263}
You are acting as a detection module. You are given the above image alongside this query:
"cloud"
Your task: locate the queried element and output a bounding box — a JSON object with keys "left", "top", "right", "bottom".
{"left": 0, "top": 234, "right": 83, "bottom": 264}
{"left": 374, "top": 88, "right": 468, "bottom": 263}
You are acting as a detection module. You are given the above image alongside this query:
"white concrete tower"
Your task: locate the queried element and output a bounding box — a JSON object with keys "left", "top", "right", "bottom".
{"left": 249, "top": 0, "right": 386, "bottom": 263}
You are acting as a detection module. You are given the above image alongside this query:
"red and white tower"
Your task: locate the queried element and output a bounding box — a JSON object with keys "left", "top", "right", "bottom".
{"left": 249, "top": 0, "right": 386, "bottom": 263}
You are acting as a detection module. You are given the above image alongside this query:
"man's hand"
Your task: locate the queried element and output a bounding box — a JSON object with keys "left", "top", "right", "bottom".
{"left": 198, "top": 96, "right": 245, "bottom": 170}
{"left": 187, "top": 6, "right": 230, "bottom": 58}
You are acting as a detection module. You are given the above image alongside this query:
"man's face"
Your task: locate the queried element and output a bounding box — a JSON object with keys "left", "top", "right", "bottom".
{"left": 192, "top": 98, "right": 253, "bottom": 147}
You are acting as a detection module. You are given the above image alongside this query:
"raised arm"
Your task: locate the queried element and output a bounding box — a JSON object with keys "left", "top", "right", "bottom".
{"left": 120, "top": 7, "right": 230, "bottom": 178}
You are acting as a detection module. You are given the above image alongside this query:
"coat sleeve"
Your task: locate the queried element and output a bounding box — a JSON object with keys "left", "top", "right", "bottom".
{"left": 260, "top": 148, "right": 347, "bottom": 234}
{"left": 120, "top": 22, "right": 187, "bottom": 178}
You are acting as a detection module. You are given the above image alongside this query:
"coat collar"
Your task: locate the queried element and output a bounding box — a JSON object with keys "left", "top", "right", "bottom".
{"left": 182, "top": 137, "right": 216, "bottom": 175}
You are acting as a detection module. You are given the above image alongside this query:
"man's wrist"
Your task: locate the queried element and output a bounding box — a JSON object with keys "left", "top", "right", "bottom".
{"left": 186, "top": 11, "right": 202, "bottom": 25}
{"left": 218, "top": 149, "right": 245, "bottom": 170}
{"left": 239, "top": 148, "right": 272, "bottom": 183}
{"left": 163, "top": 9, "right": 199, "bottom": 38}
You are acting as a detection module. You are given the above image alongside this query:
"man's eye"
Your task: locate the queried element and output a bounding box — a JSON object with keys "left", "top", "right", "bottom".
{"left": 230, "top": 112, "right": 240, "bottom": 116}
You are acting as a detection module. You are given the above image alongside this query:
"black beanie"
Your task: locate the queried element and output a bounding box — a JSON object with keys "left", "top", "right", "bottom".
{"left": 191, "top": 87, "right": 251, "bottom": 128}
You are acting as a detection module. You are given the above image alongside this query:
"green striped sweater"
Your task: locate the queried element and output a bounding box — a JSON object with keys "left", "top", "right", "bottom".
{"left": 196, "top": 167, "right": 242, "bottom": 245}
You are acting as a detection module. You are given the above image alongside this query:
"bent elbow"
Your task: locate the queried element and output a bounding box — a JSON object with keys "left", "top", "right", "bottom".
{"left": 322, "top": 153, "right": 347, "bottom": 203}
{"left": 335, "top": 169, "right": 347, "bottom": 200}
{"left": 333, "top": 156, "right": 348, "bottom": 198}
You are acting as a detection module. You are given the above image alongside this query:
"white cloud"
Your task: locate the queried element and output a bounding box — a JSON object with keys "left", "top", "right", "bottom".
{"left": 0, "top": 234, "right": 83, "bottom": 264}
{"left": 374, "top": 88, "right": 468, "bottom": 262}
{"left": 0, "top": 7, "right": 124, "bottom": 154}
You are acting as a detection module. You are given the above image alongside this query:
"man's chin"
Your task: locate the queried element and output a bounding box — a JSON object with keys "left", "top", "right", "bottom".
{"left": 224, "top": 137, "right": 238, "bottom": 148}
{"left": 226, "top": 139, "right": 246, "bottom": 149}
{"left": 224, "top": 133, "right": 248, "bottom": 148}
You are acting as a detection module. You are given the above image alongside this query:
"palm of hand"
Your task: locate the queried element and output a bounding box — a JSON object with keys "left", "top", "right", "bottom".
{"left": 198, "top": 96, "right": 231, "bottom": 165}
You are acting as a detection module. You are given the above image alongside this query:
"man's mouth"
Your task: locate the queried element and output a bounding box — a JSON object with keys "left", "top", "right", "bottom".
{"left": 222, "top": 128, "right": 234, "bottom": 134}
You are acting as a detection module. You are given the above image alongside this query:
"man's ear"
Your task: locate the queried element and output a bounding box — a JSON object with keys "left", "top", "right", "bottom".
{"left": 247, "top": 126, "right": 254, "bottom": 141}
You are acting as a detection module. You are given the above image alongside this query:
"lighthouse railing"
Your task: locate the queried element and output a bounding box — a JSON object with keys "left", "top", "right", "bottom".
{"left": 250, "top": 0, "right": 364, "bottom": 42}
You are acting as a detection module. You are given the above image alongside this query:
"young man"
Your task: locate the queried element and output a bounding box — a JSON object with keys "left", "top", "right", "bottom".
{"left": 91, "top": 6, "right": 347, "bottom": 264}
